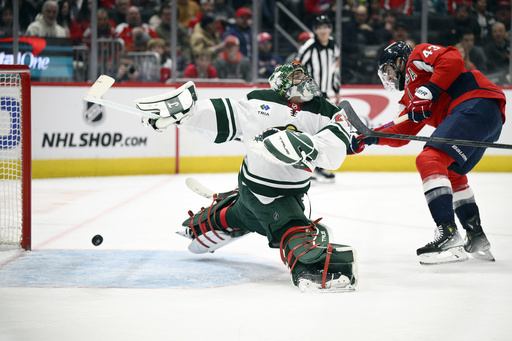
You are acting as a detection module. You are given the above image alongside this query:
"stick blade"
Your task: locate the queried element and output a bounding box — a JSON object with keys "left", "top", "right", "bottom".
{"left": 84, "top": 75, "right": 115, "bottom": 101}
{"left": 185, "top": 177, "right": 215, "bottom": 200}
{"left": 338, "top": 100, "right": 372, "bottom": 135}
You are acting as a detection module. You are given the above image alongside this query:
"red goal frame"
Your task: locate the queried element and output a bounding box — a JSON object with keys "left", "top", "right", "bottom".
{"left": 0, "top": 65, "right": 31, "bottom": 250}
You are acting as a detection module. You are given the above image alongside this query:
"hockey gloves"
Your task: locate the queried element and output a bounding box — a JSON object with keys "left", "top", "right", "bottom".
{"left": 251, "top": 128, "right": 318, "bottom": 171}
{"left": 347, "top": 133, "right": 378, "bottom": 155}
{"left": 137, "top": 81, "right": 197, "bottom": 131}
{"left": 407, "top": 84, "right": 439, "bottom": 123}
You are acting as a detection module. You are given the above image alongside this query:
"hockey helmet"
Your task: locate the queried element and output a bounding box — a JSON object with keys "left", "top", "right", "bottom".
{"left": 312, "top": 15, "right": 332, "bottom": 30}
{"left": 377, "top": 41, "right": 412, "bottom": 91}
{"left": 269, "top": 61, "right": 322, "bottom": 102}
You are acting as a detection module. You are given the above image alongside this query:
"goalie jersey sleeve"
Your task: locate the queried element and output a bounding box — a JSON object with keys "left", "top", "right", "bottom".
{"left": 181, "top": 89, "right": 350, "bottom": 197}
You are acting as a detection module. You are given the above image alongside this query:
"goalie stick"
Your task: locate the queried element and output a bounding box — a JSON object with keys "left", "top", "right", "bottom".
{"left": 185, "top": 177, "right": 215, "bottom": 200}
{"left": 83, "top": 75, "right": 160, "bottom": 119}
{"left": 339, "top": 100, "right": 512, "bottom": 150}
{"left": 185, "top": 177, "right": 238, "bottom": 202}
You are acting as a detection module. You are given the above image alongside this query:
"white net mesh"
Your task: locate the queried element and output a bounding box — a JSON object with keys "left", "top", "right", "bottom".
{"left": 0, "top": 72, "right": 24, "bottom": 246}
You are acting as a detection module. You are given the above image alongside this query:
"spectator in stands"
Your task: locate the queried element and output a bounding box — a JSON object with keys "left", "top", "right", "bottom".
{"left": 381, "top": 0, "right": 413, "bottom": 15}
{"left": 447, "top": 0, "right": 473, "bottom": 15}
{"left": 116, "top": 6, "right": 159, "bottom": 52}
{"left": 484, "top": 22, "right": 510, "bottom": 74}
{"left": 257, "top": 32, "right": 284, "bottom": 79}
{"left": 375, "top": 10, "right": 396, "bottom": 44}
{"left": 222, "top": 7, "right": 252, "bottom": 58}
{"left": 446, "top": 3, "right": 482, "bottom": 46}
{"left": 213, "top": 34, "right": 251, "bottom": 81}
{"left": 147, "top": 38, "right": 173, "bottom": 82}
{"left": 212, "top": 0, "right": 235, "bottom": 31}
{"left": 494, "top": 1, "right": 511, "bottom": 35}
{"left": 471, "top": 0, "right": 496, "bottom": 42}
{"left": 0, "top": 6, "right": 14, "bottom": 36}
{"left": 68, "top": 0, "right": 80, "bottom": 19}
{"left": 190, "top": 12, "right": 225, "bottom": 61}
{"left": 154, "top": 1, "right": 192, "bottom": 71}
{"left": 100, "top": 0, "right": 116, "bottom": 9}
{"left": 368, "top": 0, "right": 383, "bottom": 25}
{"left": 303, "top": 0, "right": 332, "bottom": 28}
{"left": 26, "top": 0, "right": 69, "bottom": 37}
{"left": 82, "top": 8, "right": 118, "bottom": 47}
{"left": 285, "top": 31, "right": 311, "bottom": 64}
{"left": 391, "top": 21, "right": 409, "bottom": 44}
{"left": 459, "top": 28, "right": 487, "bottom": 71}
{"left": 347, "top": 5, "right": 379, "bottom": 46}
{"left": 57, "top": 0, "right": 82, "bottom": 44}
{"left": 177, "top": 0, "right": 200, "bottom": 28}
{"left": 76, "top": 0, "right": 92, "bottom": 32}
{"left": 111, "top": 54, "right": 141, "bottom": 82}
{"left": 188, "top": 0, "right": 216, "bottom": 36}
{"left": 7, "top": 0, "right": 37, "bottom": 34}
{"left": 183, "top": 49, "right": 219, "bottom": 79}
{"left": 132, "top": 27, "right": 151, "bottom": 51}
{"left": 111, "top": 0, "right": 130, "bottom": 26}
{"left": 455, "top": 42, "right": 477, "bottom": 70}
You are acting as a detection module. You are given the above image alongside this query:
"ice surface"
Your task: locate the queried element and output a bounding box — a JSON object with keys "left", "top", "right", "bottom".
{"left": 1, "top": 172, "right": 511, "bottom": 341}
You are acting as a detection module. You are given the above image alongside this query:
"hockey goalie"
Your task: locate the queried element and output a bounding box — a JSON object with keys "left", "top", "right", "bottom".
{"left": 137, "top": 61, "right": 357, "bottom": 292}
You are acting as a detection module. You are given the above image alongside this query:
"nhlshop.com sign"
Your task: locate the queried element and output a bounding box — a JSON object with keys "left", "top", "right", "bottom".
{"left": 41, "top": 132, "right": 148, "bottom": 148}
{"left": 0, "top": 37, "right": 73, "bottom": 80}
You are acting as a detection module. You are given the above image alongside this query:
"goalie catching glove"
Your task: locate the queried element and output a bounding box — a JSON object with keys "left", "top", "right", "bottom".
{"left": 251, "top": 128, "right": 318, "bottom": 171}
{"left": 137, "top": 81, "right": 197, "bottom": 131}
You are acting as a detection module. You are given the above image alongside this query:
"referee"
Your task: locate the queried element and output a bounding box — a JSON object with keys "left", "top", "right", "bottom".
{"left": 295, "top": 15, "right": 341, "bottom": 105}
{"left": 295, "top": 15, "right": 341, "bottom": 182}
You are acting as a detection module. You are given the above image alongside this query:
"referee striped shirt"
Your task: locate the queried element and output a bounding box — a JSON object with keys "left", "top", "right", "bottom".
{"left": 295, "top": 36, "right": 341, "bottom": 98}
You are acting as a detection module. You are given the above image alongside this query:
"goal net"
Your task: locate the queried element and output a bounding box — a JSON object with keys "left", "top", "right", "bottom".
{"left": 0, "top": 65, "right": 31, "bottom": 250}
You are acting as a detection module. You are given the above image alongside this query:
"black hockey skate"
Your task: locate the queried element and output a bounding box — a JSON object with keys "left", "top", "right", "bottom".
{"left": 463, "top": 216, "right": 495, "bottom": 261}
{"left": 295, "top": 269, "right": 355, "bottom": 293}
{"left": 416, "top": 222, "right": 468, "bottom": 265}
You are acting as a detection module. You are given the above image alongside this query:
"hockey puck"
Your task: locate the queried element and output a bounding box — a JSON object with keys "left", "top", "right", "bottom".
{"left": 92, "top": 234, "right": 103, "bottom": 246}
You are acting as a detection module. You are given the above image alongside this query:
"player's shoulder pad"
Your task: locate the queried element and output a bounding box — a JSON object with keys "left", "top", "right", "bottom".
{"left": 302, "top": 96, "right": 340, "bottom": 119}
{"left": 246, "top": 89, "right": 288, "bottom": 104}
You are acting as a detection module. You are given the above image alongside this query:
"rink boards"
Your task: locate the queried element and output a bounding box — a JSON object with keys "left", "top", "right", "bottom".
{"left": 30, "top": 84, "right": 512, "bottom": 177}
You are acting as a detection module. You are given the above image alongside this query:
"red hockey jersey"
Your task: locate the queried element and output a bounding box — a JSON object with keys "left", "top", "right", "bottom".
{"left": 381, "top": 43, "right": 506, "bottom": 147}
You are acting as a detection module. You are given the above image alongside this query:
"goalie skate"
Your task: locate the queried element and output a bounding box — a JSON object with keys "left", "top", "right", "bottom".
{"left": 417, "top": 222, "right": 469, "bottom": 265}
{"left": 296, "top": 270, "right": 355, "bottom": 293}
{"left": 176, "top": 227, "right": 248, "bottom": 254}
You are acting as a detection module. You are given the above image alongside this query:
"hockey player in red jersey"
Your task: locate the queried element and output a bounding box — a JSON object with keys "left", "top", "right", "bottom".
{"left": 349, "top": 41, "right": 506, "bottom": 264}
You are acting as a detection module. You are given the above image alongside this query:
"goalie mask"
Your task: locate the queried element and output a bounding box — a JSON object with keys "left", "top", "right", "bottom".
{"left": 377, "top": 41, "right": 412, "bottom": 92}
{"left": 269, "top": 61, "right": 322, "bottom": 102}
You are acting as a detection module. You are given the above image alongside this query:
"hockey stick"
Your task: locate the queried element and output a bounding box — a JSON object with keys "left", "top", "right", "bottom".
{"left": 373, "top": 115, "right": 409, "bottom": 132}
{"left": 185, "top": 177, "right": 215, "bottom": 200}
{"left": 340, "top": 100, "right": 512, "bottom": 150}
{"left": 83, "top": 75, "right": 160, "bottom": 119}
{"left": 356, "top": 115, "right": 409, "bottom": 140}
{"left": 185, "top": 177, "right": 238, "bottom": 202}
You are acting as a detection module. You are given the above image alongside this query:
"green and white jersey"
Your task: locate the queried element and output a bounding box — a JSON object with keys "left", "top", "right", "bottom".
{"left": 181, "top": 89, "right": 350, "bottom": 198}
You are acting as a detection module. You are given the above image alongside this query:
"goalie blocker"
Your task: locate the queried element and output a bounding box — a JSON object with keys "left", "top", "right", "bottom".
{"left": 136, "top": 81, "right": 198, "bottom": 130}
{"left": 177, "top": 184, "right": 357, "bottom": 292}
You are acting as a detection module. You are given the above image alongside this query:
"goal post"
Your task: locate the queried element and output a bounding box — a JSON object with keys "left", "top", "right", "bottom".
{"left": 0, "top": 65, "right": 31, "bottom": 250}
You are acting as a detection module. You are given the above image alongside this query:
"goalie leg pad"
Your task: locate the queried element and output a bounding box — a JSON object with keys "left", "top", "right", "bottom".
{"left": 177, "top": 190, "right": 250, "bottom": 254}
{"left": 136, "top": 81, "right": 198, "bottom": 129}
{"left": 279, "top": 219, "right": 357, "bottom": 292}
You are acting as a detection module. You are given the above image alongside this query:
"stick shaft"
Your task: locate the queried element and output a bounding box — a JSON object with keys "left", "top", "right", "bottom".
{"left": 84, "top": 75, "right": 160, "bottom": 119}
{"left": 374, "top": 115, "right": 409, "bottom": 132}
{"left": 86, "top": 97, "right": 160, "bottom": 119}
{"left": 340, "top": 100, "right": 512, "bottom": 150}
